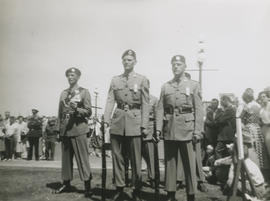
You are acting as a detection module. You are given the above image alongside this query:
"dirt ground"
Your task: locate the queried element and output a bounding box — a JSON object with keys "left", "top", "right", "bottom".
{"left": 0, "top": 166, "right": 233, "bottom": 201}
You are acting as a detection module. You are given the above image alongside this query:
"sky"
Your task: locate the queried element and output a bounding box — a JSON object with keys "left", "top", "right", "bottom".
{"left": 0, "top": 0, "right": 270, "bottom": 116}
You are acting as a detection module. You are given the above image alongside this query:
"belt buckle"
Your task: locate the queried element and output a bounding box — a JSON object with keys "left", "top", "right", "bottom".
{"left": 124, "top": 104, "right": 129, "bottom": 111}
{"left": 174, "top": 108, "right": 180, "bottom": 116}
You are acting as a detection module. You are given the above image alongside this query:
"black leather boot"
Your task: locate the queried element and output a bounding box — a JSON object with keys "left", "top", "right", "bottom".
{"left": 187, "top": 194, "right": 195, "bottom": 201}
{"left": 132, "top": 188, "right": 142, "bottom": 201}
{"left": 84, "top": 179, "right": 93, "bottom": 198}
{"left": 197, "top": 182, "right": 208, "bottom": 192}
{"left": 166, "top": 191, "right": 176, "bottom": 201}
{"left": 113, "top": 187, "right": 124, "bottom": 201}
{"left": 55, "top": 180, "right": 71, "bottom": 194}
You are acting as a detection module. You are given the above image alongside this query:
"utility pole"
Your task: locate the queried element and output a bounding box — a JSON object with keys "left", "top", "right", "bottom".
{"left": 94, "top": 88, "right": 98, "bottom": 119}
{"left": 197, "top": 38, "right": 204, "bottom": 89}
{"left": 186, "top": 36, "right": 219, "bottom": 98}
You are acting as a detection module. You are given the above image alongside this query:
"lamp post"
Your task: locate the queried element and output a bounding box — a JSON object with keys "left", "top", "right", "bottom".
{"left": 197, "top": 37, "right": 205, "bottom": 91}
{"left": 94, "top": 88, "right": 98, "bottom": 119}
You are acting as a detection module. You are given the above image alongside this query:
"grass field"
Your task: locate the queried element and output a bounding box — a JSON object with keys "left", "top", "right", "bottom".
{"left": 0, "top": 166, "right": 231, "bottom": 201}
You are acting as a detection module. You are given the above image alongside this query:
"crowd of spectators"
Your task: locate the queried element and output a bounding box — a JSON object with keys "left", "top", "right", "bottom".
{"left": 1, "top": 87, "right": 270, "bottom": 199}
{"left": 0, "top": 109, "right": 59, "bottom": 161}
{"left": 202, "top": 87, "right": 270, "bottom": 200}
{"left": 0, "top": 109, "right": 104, "bottom": 162}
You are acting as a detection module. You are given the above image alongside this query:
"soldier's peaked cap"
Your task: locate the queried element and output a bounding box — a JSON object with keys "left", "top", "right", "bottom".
{"left": 65, "top": 67, "right": 81, "bottom": 77}
{"left": 122, "top": 49, "right": 136, "bottom": 59}
{"left": 171, "top": 55, "right": 186, "bottom": 64}
{"left": 32, "top": 108, "right": 39, "bottom": 113}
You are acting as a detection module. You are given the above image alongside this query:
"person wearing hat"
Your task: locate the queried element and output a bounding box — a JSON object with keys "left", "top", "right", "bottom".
{"left": 156, "top": 55, "right": 204, "bottom": 201}
{"left": 104, "top": 49, "right": 150, "bottom": 201}
{"left": 213, "top": 95, "right": 236, "bottom": 189}
{"left": 44, "top": 117, "right": 58, "bottom": 160}
{"left": 27, "top": 108, "right": 42, "bottom": 160}
{"left": 215, "top": 95, "right": 236, "bottom": 160}
{"left": 55, "top": 67, "right": 93, "bottom": 197}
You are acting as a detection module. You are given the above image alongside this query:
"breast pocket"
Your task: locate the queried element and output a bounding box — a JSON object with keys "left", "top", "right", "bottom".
{"left": 113, "top": 86, "right": 124, "bottom": 100}
{"left": 177, "top": 88, "right": 193, "bottom": 105}
{"left": 164, "top": 88, "right": 175, "bottom": 104}
{"left": 130, "top": 87, "right": 141, "bottom": 101}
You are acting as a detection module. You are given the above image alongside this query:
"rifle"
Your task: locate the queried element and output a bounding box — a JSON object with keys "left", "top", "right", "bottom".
{"left": 101, "top": 115, "right": 106, "bottom": 201}
{"left": 153, "top": 105, "right": 160, "bottom": 199}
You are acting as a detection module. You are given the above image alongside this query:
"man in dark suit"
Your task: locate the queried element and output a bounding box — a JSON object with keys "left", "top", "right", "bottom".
{"left": 204, "top": 99, "right": 223, "bottom": 147}
{"left": 215, "top": 95, "right": 236, "bottom": 159}
{"left": 214, "top": 95, "right": 236, "bottom": 187}
{"left": 55, "top": 67, "right": 93, "bottom": 198}
{"left": 27, "top": 109, "right": 42, "bottom": 161}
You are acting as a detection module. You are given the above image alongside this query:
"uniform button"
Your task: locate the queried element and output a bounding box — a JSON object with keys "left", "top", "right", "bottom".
{"left": 176, "top": 97, "right": 178, "bottom": 100}
{"left": 125, "top": 94, "right": 128, "bottom": 96}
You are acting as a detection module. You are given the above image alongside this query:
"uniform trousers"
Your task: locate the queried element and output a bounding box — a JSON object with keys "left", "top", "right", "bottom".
{"left": 61, "top": 134, "right": 91, "bottom": 181}
{"left": 45, "top": 140, "right": 56, "bottom": 160}
{"left": 164, "top": 140, "right": 196, "bottom": 194}
{"left": 195, "top": 142, "right": 205, "bottom": 183}
{"left": 111, "top": 134, "right": 142, "bottom": 189}
{"left": 177, "top": 142, "right": 205, "bottom": 183}
{"left": 28, "top": 137, "right": 40, "bottom": 160}
{"left": 142, "top": 140, "right": 155, "bottom": 180}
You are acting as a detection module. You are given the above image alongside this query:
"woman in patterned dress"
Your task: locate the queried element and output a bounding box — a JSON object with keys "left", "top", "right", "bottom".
{"left": 258, "top": 91, "right": 270, "bottom": 169}
{"left": 241, "top": 88, "right": 267, "bottom": 169}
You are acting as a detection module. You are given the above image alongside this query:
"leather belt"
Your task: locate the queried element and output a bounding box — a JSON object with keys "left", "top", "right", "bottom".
{"left": 117, "top": 103, "right": 141, "bottom": 111}
{"left": 165, "top": 106, "right": 193, "bottom": 115}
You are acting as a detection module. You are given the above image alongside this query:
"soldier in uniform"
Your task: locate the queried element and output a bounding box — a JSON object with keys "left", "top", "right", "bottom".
{"left": 142, "top": 94, "right": 158, "bottom": 188}
{"left": 156, "top": 55, "right": 204, "bottom": 201}
{"left": 44, "top": 117, "right": 58, "bottom": 160}
{"left": 55, "top": 67, "right": 93, "bottom": 198}
{"left": 27, "top": 109, "right": 42, "bottom": 161}
{"left": 104, "top": 49, "right": 149, "bottom": 201}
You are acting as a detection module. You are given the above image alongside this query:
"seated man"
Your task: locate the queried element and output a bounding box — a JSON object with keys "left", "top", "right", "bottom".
{"left": 225, "top": 134, "right": 265, "bottom": 200}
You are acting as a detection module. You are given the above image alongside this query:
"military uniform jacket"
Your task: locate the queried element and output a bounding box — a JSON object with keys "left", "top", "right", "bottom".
{"left": 104, "top": 71, "right": 149, "bottom": 136}
{"left": 27, "top": 115, "right": 42, "bottom": 137}
{"left": 44, "top": 124, "right": 59, "bottom": 142}
{"left": 144, "top": 95, "right": 158, "bottom": 141}
{"left": 156, "top": 77, "right": 204, "bottom": 141}
{"left": 58, "top": 86, "right": 92, "bottom": 137}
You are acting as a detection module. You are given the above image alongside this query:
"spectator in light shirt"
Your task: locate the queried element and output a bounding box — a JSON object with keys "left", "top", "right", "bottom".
{"left": 5, "top": 116, "right": 18, "bottom": 160}
{"left": 17, "top": 116, "right": 28, "bottom": 159}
